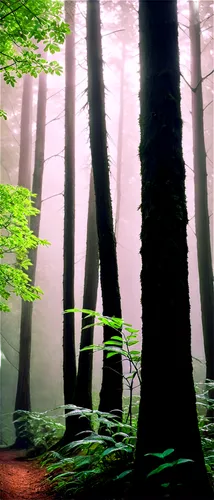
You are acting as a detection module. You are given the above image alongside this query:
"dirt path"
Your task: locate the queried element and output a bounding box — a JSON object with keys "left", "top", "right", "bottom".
{"left": 0, "top": 449, "right": 60, "bottom": 500}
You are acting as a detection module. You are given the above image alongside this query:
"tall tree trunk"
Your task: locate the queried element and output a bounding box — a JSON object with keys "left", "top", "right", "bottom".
{"left": 87, "top": 0, "right": 123, "bottom": 418}
{"left": 18, "top": 74, "right": 33, "bottom": 189}
{"left": 189, "top": 0, "right": 214, "bottom": 420}
{"left": 75, "top": 170, "right": 99, "bottom": 410}
{"left": 115, "top": 38, "right": 126, "bottom": 239}
{"left": 61, "top": 0, "right": 76, "bottom": 444}
{"left": 133, "top": 1, "right": 213, "bottom": 498}
{"left": 13, "top": 60, "right": 47, "bottom": 449}
{"left": 72, "top": 170, "right": 99, "bottom": 438}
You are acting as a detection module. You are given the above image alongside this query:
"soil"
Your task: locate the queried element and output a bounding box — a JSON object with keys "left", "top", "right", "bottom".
{"left": 0, "top": 449, "right": 62, "bottom": 500}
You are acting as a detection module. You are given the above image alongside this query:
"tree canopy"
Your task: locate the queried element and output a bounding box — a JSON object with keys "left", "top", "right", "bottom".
{"left": 0, "top": 0, "right": 69, "bottom": 118}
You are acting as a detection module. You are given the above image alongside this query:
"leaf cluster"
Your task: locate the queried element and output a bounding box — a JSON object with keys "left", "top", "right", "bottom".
{"left": 0, "top": 184, "right": 49, "bottom": 311}
{"left": 0, "top": 0, "right": 70, "bottom": 86}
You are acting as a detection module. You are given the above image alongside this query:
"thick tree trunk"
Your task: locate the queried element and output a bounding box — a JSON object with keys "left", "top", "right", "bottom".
{"left": 62, "top": 0, "right": 77, "bottom": 444}
{"left": 18, "top": 74, "right": 33, "bottom": 188}
{"left": 189, "top": 0, "right": 214, "bottom": 420}
{"left": 14, "top": 61, "right": 47, "bottom": 449}
{"left": 133, "top": 1, "right": 213, "bottom": 498}
{"left": 87, "top": 0, "right": 123, "bottom": 418}
{"left": 115, "top": 38, "right": 126, "bottom": 239}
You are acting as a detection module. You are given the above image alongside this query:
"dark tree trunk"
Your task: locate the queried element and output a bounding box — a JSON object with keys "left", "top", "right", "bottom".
{"left": 115, "top": 37, "right": 126, "bottom": 239}
{"left": 18, "top": 74, "right": 33, "bottom": 189}
{"left": 61, "top": 0, "right": 77, "bottom": 444}
{"left": 133, "top": 1, "right": 213, "bottom": 498}
{"left": 189, "top": 0, "right": 214, "bottom": 420}
{"left": 73, "top": 170, "right": 99, "bottom": 437}
{"left": 75, "top": 170, "right": 99, "bottom": 410}
{"left": 87, "top": 0, "right": 123, "bottom": 418}
{"left": 14, "top": 61, "right": 47, "bottom": 449}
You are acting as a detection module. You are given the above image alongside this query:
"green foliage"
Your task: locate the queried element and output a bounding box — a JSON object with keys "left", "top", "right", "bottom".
{"left": 145, "top": 448, "right": 194, "bottom": 496}
{"left": 10, "top": 383, "right": 214, "bottom": 499}
{"left": 196, "top": 381, "right": 214, "bottom": 479}
{"left": 65, "top": 308, "right": 141, "bottom": 426}
{"left": 0, "top": 184, "right": 49, "bottom": 311}
{"left": 0, "top": 0, "right": 70, "bottom": 89}
{"left": 13, "top": 410, "right": 65, "bottom": 454}
{"left": 40, "top": 405, "right": 136, "bottom": 498}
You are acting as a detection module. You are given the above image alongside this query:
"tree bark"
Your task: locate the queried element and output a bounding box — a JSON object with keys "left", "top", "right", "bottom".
{"left": 14, "top": 58, "right": 47, "bottom": 449}
{"left": 115, "top": 37, "right": 126, "bottom": 239}
{"left": 72, "top": 170, "right": 99, "bottom": 437}
{"left": 62, "top": 0, "right": 77, "bottom": 444}
{"left": 189, "top": 0, "right": 214, "bottom": 420}
{"left": 87, "top": 0, "right": 123, "bottom": 418}
{"left": 75, "top": 170, "right": 99, "bottom": 411}
{"left": 133, "top": 1, "right": 213, "bottom": 498}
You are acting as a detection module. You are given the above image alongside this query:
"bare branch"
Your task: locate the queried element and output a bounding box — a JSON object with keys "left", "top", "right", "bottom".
{"left": 45, "top": 110, "right": 65, "bottom": 126}
{"left": 180, "top": 70, "right": 214, "bottom": 93}
{"left": 102, "top": 29, "right": 125, "bottom": 38}
{"left": 44, "top": 148, "right": 65, "bottom": 163}
{"left": 47, "top": 88, "right": 65, "bottom": 101}
{"left": 0, "top": 332, "right": 19, "bottom": 353}
{"left": 42, "top": 192, "right": 64, "bottom": 203}
{"left": 1, "top": 350, "right": 18, "bottom": 371}
{"left": 185, "top": 162, "right": 194, "bottom": 173}
{"left": 180, "top": 72, "right": 193, "bottom": 91}
{"left": 203, "top": 100, "right": 213, "bottom": 112}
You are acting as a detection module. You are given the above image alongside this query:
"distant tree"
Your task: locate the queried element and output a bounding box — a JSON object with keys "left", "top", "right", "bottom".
{"left": 133, "top": 0, "right": 213, "bottom": 498}
{"left": 18, "top": 74, "right": 33, "bottom": 189}
{"left": 61, "top": 0, "right": 77, "bottom": 445}
{"left": 87, "top": 0, "right": 123, "bottom": 418}
{"left": 74, "top": 170, "right": 99, "bottom": 414}
{"left": 189, "top": 0, "right": 214, "bottom": 419}
{"left": 13, "top": 55, "right": 47, "bottom": 448}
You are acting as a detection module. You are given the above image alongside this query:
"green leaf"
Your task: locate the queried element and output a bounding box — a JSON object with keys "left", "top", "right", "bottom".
{"left": 145, "top": 449, "right": 174, "bottom": 460}
{"left": 147, "top": 462, "right": 174, "bottom": 478}
{"left": 115, "top": 470, "right": 133, "bottom": 480}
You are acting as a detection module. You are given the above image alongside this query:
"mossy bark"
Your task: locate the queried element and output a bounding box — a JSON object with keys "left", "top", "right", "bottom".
{"left": 133, "top": 1, "right": 213, "bottom": 498}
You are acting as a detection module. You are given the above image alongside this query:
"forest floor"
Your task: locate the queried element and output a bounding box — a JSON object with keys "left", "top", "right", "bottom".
{"left": 0, "top": 449, "right": 63, "bottom": 500}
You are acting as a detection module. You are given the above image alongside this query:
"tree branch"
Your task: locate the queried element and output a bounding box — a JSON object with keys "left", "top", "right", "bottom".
{"left": 41, "top": 192, "right": 64, "bottom": 203}
{"left": 180, "top": 70, "right": 214, "bottom": 93}
{"left": 44, "top": 148, "right": 65, "bottom": 163}
{"left": 203, "top": 100, "right": 213, "bottom": 112}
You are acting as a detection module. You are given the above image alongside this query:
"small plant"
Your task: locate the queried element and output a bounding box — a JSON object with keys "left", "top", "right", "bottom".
{"left": 65, "top": 308, "right": 141, "bottom": 427}
{"left": 145, "top": 448, "right": 194, "bottom": 497}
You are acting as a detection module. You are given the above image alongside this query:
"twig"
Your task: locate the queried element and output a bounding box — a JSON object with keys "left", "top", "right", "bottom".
{"left": 42, "top": 191, "right": 64, "bottom": 203}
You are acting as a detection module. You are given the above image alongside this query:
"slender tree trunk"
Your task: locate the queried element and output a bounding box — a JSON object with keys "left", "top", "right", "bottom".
{"left": 72, "top": 170, "right": 99, "bottom": 437}
{"left": 61, "top": 0, "right": 77, "bottom": 444}
{"left": 18, "top": 74, "right": 33, "bottom": 189}
{"left": 75, "top": 170, "right": 99, "bottom": 410}
{"left": 133, "top": 1, "right": 213, "bottom": 498}
{"left": 189, "top": 0, "right": 214, "bottom": 420}
{"left": 115, "top": 38, "right": 126, "bottom": 239}
{"left": 87, "top": 0, "right": 123, "bottom": 418}
{"left": 13, "top": 60, "right": 47, "bottom": 449}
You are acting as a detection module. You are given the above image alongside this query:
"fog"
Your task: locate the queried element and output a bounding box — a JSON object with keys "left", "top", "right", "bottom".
{"left": 0, "top": 0, "right": 213, "bottom": 445}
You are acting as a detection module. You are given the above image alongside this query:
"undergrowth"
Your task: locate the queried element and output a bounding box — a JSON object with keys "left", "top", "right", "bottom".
{"left": 11, "top": 310, "right": 214, "bottom": 497}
